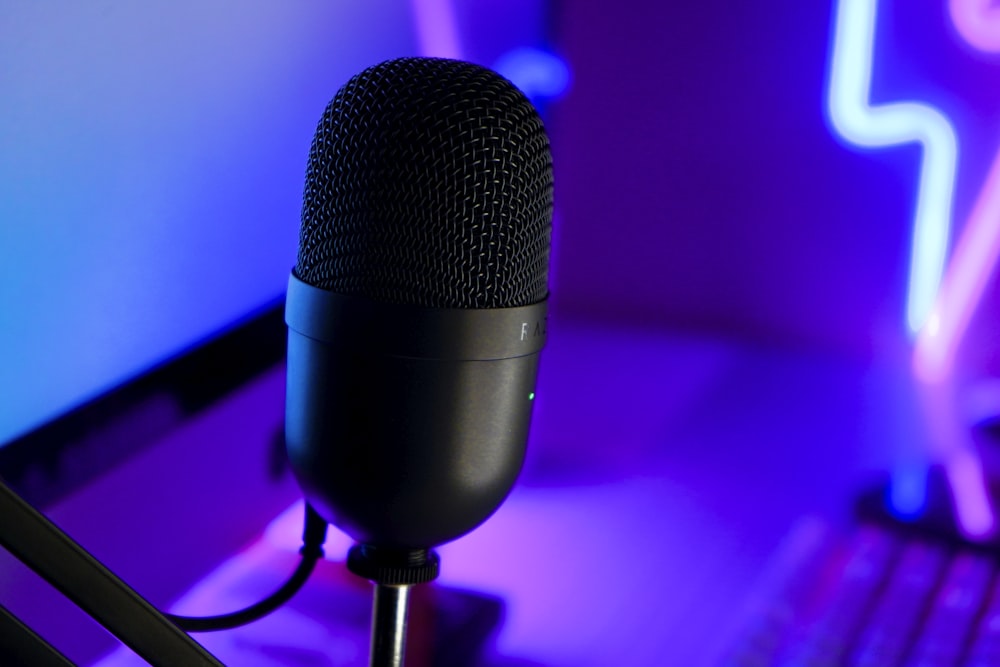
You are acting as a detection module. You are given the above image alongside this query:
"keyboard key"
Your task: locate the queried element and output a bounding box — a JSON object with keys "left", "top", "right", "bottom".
{"left": 903, "top": 551, "right": 993, "bottom": 667}
{"left": 776, "top": 523, "right": 898, "bottom": 666}
{"left": 717, "top": 517, "right": 837, "bottom": 666}
{"left": 722, "top": 521, "right": 1000, "bottom": 667}
{"left": 961, "top": 571, "right": 1000, "bottom": 667}
{"left": 847, "top": 540, "right": 948, "bottom": 667}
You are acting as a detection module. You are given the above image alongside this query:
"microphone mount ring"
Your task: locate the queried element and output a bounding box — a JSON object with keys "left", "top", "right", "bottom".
{"left": 346, "top": 544, "right": 440, "bottom": 586}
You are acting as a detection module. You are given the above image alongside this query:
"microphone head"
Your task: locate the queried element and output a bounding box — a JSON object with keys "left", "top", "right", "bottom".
{"left": 295, "top": 57, "right": 553, "bottom": 308}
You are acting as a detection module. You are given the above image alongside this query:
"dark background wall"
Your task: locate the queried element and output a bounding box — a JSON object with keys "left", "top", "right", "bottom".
{"left": 547, "top": 0, "right": 1000, "bottom": 373}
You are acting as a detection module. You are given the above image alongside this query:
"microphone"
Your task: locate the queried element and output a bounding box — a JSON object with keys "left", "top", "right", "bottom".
{"left": 283, "top": 57, "right": 553, "bottom": 664}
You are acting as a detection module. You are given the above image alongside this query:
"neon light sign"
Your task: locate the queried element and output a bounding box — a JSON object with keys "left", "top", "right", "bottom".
{"left": 827, "top": 0, "right": 958, "bottom": 337}
{"left": 919, "top": 0, "right": 1000, "bottom": 385}
{"left": 828, "top": 0, "right": 998, "bottom": 537}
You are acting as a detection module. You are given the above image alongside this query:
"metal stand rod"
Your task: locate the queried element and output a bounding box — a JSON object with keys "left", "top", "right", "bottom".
{"left": 0, "top": 480, "right": 222, "bottom": 666}
{"left": 369, "top": 584, "right": 412, "bottom": 667}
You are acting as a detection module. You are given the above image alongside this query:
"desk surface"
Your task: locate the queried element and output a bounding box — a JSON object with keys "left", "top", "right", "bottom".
{"left": 42, "top": 321, "right": 936, "bottom": 666}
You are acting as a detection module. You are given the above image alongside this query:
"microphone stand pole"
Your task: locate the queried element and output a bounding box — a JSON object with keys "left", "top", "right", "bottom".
{"left": 347, "top": 545, "right": 439, "bottom": 667}
{"left": 370, "top": 584, "right": 412, "bottom": 667}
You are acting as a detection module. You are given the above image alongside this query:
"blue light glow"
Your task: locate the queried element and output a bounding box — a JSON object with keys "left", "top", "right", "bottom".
{"left": 887, "top": 463, "right": 927, "bottom": 520}
{"left": 493, "top": 47, "right": 571, "bottom": 104}
{"left": 827, "top": 0, "right": 958, "bottom": 335}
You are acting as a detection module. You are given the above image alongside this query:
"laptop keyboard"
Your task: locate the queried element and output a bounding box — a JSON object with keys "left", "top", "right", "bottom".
{"left": 720, "top": 520, "right": 1000, "bottom": 666}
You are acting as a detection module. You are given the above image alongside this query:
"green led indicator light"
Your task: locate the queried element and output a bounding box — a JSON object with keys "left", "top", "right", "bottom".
{"left": 529, "top": 392, "right": 535, "bottom": 401}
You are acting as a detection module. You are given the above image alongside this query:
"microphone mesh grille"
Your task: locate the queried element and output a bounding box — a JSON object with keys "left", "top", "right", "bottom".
{"left": 296, "top": 57, "right": 553, "bottom": 309}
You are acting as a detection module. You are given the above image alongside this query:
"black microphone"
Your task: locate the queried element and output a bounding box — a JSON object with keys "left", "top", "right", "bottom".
{"left": 283, "top": 57, "right": 553, "bottom": 648}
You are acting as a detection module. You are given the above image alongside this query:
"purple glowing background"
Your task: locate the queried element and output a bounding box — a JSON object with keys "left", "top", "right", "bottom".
{"left": 950, "top": 0, "right": 1000, "bottom": 52}
{"left": 410, "top": 0, "right": 463, "bottom": 59}
{"left": 5, "top": 1, "right": 1000, "bottom": 665}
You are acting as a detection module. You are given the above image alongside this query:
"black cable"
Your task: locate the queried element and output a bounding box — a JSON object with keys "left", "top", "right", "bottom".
{"left": 167, "top": 503, "right": 328, "bottom": 633}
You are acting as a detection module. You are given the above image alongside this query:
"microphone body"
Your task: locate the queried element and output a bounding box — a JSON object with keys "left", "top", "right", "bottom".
{"left": 285, "top": 56, "right": 553, "bottom": 557}
{"left": 285, "top": 276, "right": 546, "bottom": 549}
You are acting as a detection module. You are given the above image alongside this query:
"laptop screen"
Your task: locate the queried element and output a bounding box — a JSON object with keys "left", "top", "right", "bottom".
{"left": 0, "top": 2, "right": 421, "bottom": 447}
